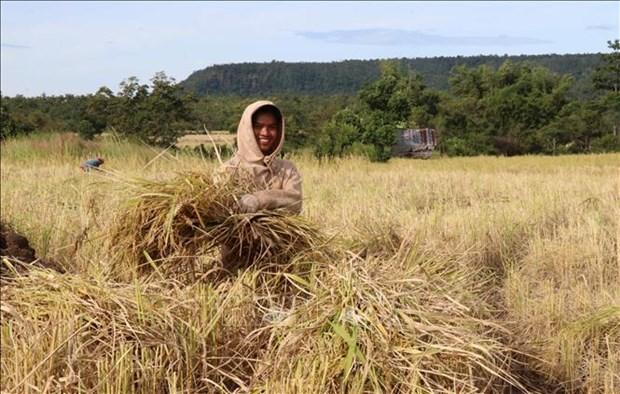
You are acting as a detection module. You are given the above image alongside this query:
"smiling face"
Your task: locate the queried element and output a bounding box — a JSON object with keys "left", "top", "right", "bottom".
{"left": 252, "top": 111, "right": 281, "bottom": 155}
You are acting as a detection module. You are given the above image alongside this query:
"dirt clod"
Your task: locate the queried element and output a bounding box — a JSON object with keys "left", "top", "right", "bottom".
{"left": 1, "top": 222, "right": 64, "bottom": 280}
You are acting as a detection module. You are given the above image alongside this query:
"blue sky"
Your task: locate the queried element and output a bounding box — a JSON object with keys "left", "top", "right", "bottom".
{"left": 1, "top": 1, "right": 618, "bottom": 96}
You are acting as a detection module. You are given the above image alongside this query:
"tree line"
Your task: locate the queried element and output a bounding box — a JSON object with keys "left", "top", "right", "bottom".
{"left": 1, "top": 41, "right": 618, "bottom": 159}
{"left": 180, "top": 53, "right": 601, "bottom": 98}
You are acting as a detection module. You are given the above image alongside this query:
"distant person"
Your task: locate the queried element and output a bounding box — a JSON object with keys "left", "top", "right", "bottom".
{"left": 219, "top": 100, "right": 303, "bottom": 267}
{"left": 80, "top": 157, "right": 104, "bottom": 172}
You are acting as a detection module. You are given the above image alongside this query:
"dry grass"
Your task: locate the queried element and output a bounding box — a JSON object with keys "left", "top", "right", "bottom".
{"left": 1, "top": 250, "right": 520, "bottom": 393}
{"left": 1, "top": 133, "right": 619, "bottom": 393}
{"left": 105, "top": 170, "right": 328, "bottom": 280}
{"left": 256, "top": 255, "right": 521, "bottom": 393}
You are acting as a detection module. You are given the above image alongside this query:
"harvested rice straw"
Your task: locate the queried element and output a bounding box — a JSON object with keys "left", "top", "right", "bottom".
{"left": 106, "top": 170, "right": 326, "bottom": 278}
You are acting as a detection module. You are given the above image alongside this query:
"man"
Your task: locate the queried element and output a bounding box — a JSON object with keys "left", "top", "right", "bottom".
{"left": 219, "top": 101, "right": 303, "bottom": 268}
{"left": 80, "top": 157, "right": 104, "bottom": 172}
{"left": 222, "top": 100, "right": 302, "bottom": 214}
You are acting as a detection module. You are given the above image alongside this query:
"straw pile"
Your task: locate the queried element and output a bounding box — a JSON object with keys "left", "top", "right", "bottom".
{"left": 106, "top": 170, "right": 326, "bottom": 278}
{"left": 1, "top": 250, "right": 527, "bottom": 393}
{"left": 0, "top": 267, "right": 254, "bottom": 392}
{"left": 254, "top": 255, "right": 524, "bottom": 393}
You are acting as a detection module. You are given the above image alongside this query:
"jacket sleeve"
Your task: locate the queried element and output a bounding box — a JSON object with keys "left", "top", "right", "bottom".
{"left": 252, "top": 162, "right": 303, "bottom": 214}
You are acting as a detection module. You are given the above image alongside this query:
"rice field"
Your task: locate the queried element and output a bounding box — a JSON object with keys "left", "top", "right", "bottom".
{"left": 1, "top": 132, "right": 619, "bottom": 393}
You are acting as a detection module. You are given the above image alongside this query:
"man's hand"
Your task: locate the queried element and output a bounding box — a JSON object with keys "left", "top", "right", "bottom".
{"left": 238, "top": 194, "right": 260, "bottom": 213}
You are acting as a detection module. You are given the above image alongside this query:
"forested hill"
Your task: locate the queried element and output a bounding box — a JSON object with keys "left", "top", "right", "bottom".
{"left": 180, "top": 53, "right": 601, "bottom": 96}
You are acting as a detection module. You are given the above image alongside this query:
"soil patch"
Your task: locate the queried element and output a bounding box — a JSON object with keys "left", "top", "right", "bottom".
{"left": 1, "top": 222, "right": 64, "bottom": 280}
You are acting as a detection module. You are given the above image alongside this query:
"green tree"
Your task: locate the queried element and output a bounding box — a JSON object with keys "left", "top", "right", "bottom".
{"left": 359, "top": 61, "right": 438, "bottom": 161}
{"left": 315, "top": 61, "right": 440, "bottom": 161}
{"left": 314, "top": 108, "right": 362, "bottom": 158}
{"left": 142, "top": 72, "right": 196, "bottom": 146}
{"left": 592, "top": 39, "right": 620, "bottom": 141}
{"left": 111, "top": 76, "right": 150, "bottom": 138}
{"left": 0, "top": 96, "right": 17, "bottom": 140}
{"left": 441, "top": 61, "right": 574, "bottom": 155}
{"left": 593, "top": 39, "right": 620, "bottom": 95}
{"left": 109, "top": 73, "right": 195, "bottom": 146}
{"left": 75, "top": 86, "right": 115, "bottom": 139}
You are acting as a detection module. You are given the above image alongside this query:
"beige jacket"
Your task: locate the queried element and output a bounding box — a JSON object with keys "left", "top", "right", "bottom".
{"left": 222, "top": 101, "right": 303, "bottom": 214}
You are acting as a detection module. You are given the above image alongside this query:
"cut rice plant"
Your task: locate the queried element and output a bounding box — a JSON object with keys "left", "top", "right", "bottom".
{"left": 1, "top": 253, "right": 527, "bottom": 393}
{"left": 254, "top": 254, "right": 525, "bottom": 393}
{"left": 106, "top": 170, "right": 327, "bottom": 279}
{"left": 0, "top": 266, "right": 262, "bottom": 393}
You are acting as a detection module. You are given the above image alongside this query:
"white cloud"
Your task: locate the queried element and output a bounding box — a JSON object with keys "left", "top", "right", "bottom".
{"left": 297, "top": 28, "right": 551, "bottom": 47}
{"left": 585, "top": 24, "right": 615, "bottom": 31}
{"left": 1, "top": 42, "right": 31, "bottom": 49}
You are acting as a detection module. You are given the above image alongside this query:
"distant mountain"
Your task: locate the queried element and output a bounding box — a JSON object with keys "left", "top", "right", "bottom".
{"left": 180, "top": 54, "right": 602, "bottom": 97}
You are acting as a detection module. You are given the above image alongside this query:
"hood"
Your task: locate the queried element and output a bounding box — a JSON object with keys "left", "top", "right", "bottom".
{"left": 235, "top": 100, "right": 285, "bottom": 166}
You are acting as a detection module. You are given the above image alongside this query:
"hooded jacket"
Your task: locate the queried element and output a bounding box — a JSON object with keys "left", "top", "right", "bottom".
{"left": 221, "top": 101, "right": 303, "bottom": 214}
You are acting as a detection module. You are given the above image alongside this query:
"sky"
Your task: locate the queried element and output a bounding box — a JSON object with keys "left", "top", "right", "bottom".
{"left": 1, "top": 1, "right": 618, "bottom": 97}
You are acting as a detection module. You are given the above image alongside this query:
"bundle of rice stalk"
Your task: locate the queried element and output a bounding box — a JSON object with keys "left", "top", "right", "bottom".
{"left": 106, "top": 170, "right": 326, "bottom": 278}
{"left": 253, "top": 255, "right": 524, "bottom": 393}
{"left": 0, "top": 267, "right": 260, "bottom": 392}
